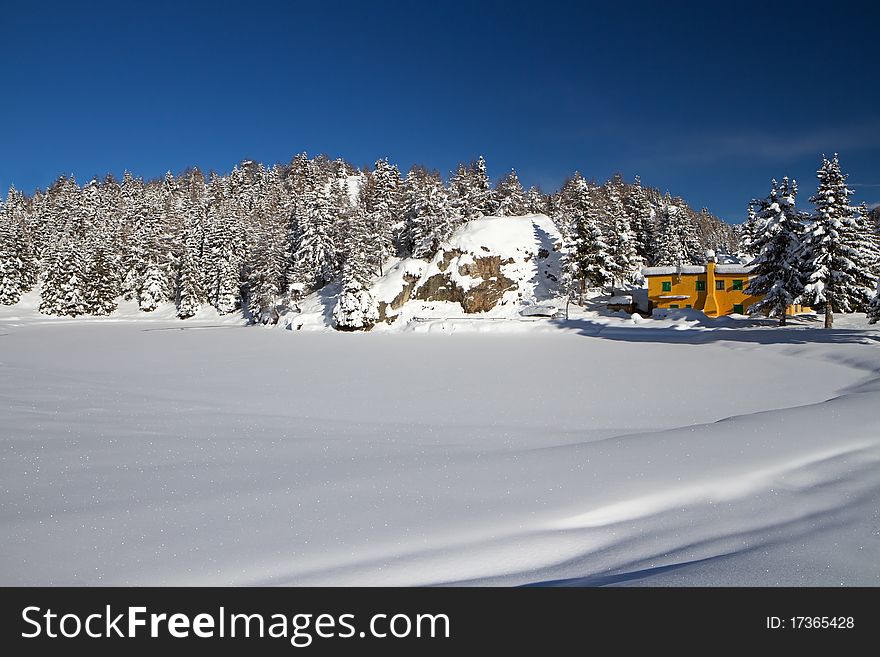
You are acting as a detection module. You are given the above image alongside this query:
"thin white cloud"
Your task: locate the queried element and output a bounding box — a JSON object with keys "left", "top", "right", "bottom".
{"left": 588, "top": 119, "right": 880, "bottom": 167}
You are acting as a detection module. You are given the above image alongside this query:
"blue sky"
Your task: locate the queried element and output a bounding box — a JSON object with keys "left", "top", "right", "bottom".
{"left": 2, "top": 0, "right": 878, "bottom": 221}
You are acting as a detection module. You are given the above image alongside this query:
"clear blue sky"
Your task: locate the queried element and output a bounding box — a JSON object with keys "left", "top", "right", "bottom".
{"left": 2, "top": 0, "right": 879, "bottom": 222}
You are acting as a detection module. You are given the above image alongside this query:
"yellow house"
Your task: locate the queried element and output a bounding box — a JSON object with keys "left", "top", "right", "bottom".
{"left": 643, "top": 252, "right": 809, "bottom": 317}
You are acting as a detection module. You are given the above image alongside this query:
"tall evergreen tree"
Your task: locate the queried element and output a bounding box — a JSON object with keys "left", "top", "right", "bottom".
{"left": 624, "top": 176, "right": 655, "bottom": 264}
{"left": 495, "top": 168, "right": 527, "bottom": 217}
{"left": 560, "top": 178, "right": 612, "bottom": 304}
{"left": 653, "top": 195, "right": 703, "bottom": 266}
{"left": 471, "top": 155, "right": 496, "bottom": 217}
{"left": 176, "top": 244, "right": 203, "bottom": 319}
{"left": 746, "top": 178, "right": 805, "bottom": 325}
{"left": 363, "top": 158, "right": 400, "bottom": 273}
{"left": 402, "top": 166, "right": 452, "bottom": 259}
{"left": 86, "top": 234, "right": 120, "bottom": 315}
{"left": 333, "top": 205, "right": 379, "bottom": 331}
{"left": 798, "top": 155, "right": 876, "bottom": 328}
{"left": 0, "top": 188, "right": 37, "bottom": 304}
{"left": 603, "top": 183, "right": 639, "bottom": 293}
{"left": 525, "top": 186, "right": 548, "bottom": 215}
{"left": 39, "top": 238, "right": 89, "bottom": 316}
{"left": 290, "top": 164, "right": 338, "bottom": 290}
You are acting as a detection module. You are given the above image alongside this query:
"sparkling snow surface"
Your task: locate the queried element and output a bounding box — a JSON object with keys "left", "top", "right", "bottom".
{"left": 2, "top": 300, "right": 880, "bottom": 586}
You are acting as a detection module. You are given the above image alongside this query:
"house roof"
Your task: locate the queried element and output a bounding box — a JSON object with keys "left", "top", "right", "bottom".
{"left": 642, "top": 265, "right": 705, "bottom": 276}
{"left": 715, "top": 264, "right": 754, "bottom": 275}
{"left": 642, "top": 263, "right": 755, "bottom": 276}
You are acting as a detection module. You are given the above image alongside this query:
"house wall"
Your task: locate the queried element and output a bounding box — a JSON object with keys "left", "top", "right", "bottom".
{"left": 711, "top": 273, "right": 761, "bottom": 316}
{"left": 647, "top": 273, "right": 706, "bottom": 310}
{"left": 647, "top": 270, "right": 805, "bottom": 316}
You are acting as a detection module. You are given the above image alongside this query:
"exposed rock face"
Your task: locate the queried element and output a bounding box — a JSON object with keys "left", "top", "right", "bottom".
{"left": 412, "top": 252, "right": 516, "bottom": 313}
{"left": 378, "top": 274, "right": 420, "bottom": 323}
{"left": 460, "top": 276, "right": 516, "bottom": 312}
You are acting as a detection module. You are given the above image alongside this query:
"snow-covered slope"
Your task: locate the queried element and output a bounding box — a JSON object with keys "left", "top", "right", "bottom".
{"left": 2, "top": 300, "right": 880, "bottom": 586}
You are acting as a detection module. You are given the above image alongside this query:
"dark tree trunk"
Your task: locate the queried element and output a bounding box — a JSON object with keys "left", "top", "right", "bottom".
{"left": 824, "top": 301, "right": 833, "bottom": 329}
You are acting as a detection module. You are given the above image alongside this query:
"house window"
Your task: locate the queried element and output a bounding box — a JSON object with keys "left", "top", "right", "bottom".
{"left": 732, "top": 279, "right": 743, "bottom": 290}
{"left": 669, "top": 304, "right": 679, "bottom": 309}
{"left": 661, "top": 281, "right": 672, "bottom": 292}
{"left": 716, "top": 281, "right": 725, "bottom": 290}
{"left": 685, "top": 304, "right": 692, "bottom": 309}
{"left": 733, "top": 304, "right": 744, "bottom": 314}
{"left": 695, "top": 280, "right": 706, "bottom": 291}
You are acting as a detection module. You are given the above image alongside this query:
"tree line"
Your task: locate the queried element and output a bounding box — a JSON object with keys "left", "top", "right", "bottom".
{"left": 0, "top": 153, "right": 737, "bottom": 328}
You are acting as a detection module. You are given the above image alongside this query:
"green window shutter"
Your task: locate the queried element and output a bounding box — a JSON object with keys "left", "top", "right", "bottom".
{"left": 661, "top": 281, "right": 671, "bottom": 292}
{"left": 732, "top": 279, "right": 743, "bottom": 290}
{"left": 733, "top": 304, "right": 744, "bottom": 314}
{"left": 685, "top": 304, "right": 692, "bottom": 309}
{"left": 695, "top": 280, "right": 705, "bottom": 291}
{"left": 669, "top": 304, "right": 679, "bottom": 309}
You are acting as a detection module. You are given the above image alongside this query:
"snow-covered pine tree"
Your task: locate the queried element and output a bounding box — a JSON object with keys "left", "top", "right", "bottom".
{"left": 563, "top": 216, "right": 612, "bottom": 305}
{"left": 526, "top": 186, "right": 548, "bottom": 215}
{"left": 495, "top": 168, "right": 527, "bottom": 217}
{"left": 242, "top": 164, "right": 290, "bottom": 323}
{"left": 402, "top": 165, "right": 452, "bottom": 259}
{"left": 746, "top": 178, "right": 805, "bottom": 325}
{"left": 448, "top": 162, "right": 474, "bottom": 222}
{"left": 333, "top": 204, "right": 379, "bottom": 331}
{"left": 559, "top": 178, "right": 612, "bottom": 305}
{"left": 39, "top": 237, "right": 89, "bottom": 316}
{"left": 203, "top": 175, "right": 243, "bottom": 314}
{"left": 553, "top": 173, "right": 590, "bottom": 243}
{"left": 290, "top": 163, "right": 338, "bottom": 291}
{"left": 174, "top": 170, "right": 207, "bottom": 319}
{"left": 118, "top": 171, "right": 148, "bottom": 301}
{"left": 653, "top": 194, "right": 703, "bottom": 266}
{"left": 798, "top": 154, "right": 876, "bottom": 328}
{"left": 0, "top": 209, "right": 23, "bottom": 304}
{"left": 86, "top": 238, "right": 120, "bottom": 315}
{"left": 363, "top": 158, "right": 400, "bottom": 273}
{"left": 851, "top": 202, "right": 880, "bottom": 282}
{"left": 176, "top": 244, "right": 203, "bottom": 319}
{"left": 471, "top": 155, "right": 496, "bottom": 217}
{"left": 138, "top": 255, "right": 165, "bottom": 312}
{"left": 0, "top": 188, "right": 37, "bottom": 304}
{"left": 868, "top": 281, "right": 880, "bottom": 324}
{"left": 623, "top": 176, "right": 655, "bottom": 265}
{"left": 603, "top": 182, "right": 639, "bottom": 294}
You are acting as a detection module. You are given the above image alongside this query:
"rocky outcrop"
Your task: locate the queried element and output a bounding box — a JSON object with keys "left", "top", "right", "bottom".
{"left": 460, "top": 276, "right": 516, "bottom": 312}
{"left": 367, "top": 215, "right": 565, "bottom": 324}
{"left": 378, "top": 273, "right": 420, "bottom": 323}
{"left": 411, "top": 253, "right": 516, "bottom": 313}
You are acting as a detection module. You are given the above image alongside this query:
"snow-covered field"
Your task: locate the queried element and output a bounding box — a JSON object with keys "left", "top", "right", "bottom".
{"left": 2, "top": 299, "right": 880, "bottom": 586}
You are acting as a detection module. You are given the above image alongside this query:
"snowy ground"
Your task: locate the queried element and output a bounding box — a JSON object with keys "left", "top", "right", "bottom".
{"left": 2, "top": 298, "right": 880, "bottom": 586}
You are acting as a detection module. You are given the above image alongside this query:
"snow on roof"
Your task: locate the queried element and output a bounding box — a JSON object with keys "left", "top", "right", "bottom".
{"left": 608, "top": 295, "right": 633, "bottom": 305}
{"left": 658, "top": 295, "right": 690, "bottom": 299}
{"left": 643, "top": 263, "right": 755, "bottom": 276}
{"left": 642, "top": 265, "right": 706, "bottom": 276}
{"left": 715, "top": 264, "right": 754, "bottom": 274}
